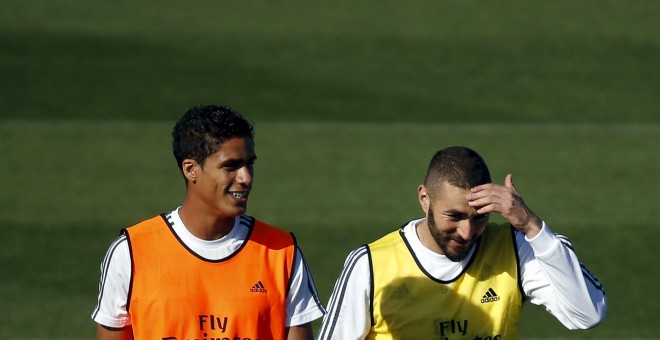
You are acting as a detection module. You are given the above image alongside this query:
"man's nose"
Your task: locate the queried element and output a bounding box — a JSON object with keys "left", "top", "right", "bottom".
{"left": 236, "top": 166, "right": 253, "bottom": 184}
{"left": 455, "top": 219, "right": 475, "bottom": 241}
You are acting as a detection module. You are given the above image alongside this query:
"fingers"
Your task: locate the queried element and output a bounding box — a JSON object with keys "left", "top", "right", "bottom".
{"left": 466, "top": 188, "right": 511, "bottom": 215}
{"left": 470, "top": 174, "right": 515, "bottom": 194}
{"left": 466, "top": 199, "right": 500, "bottom": 215}
{"left": 467, "top": 174, "right": 518, "bottom": 215}
{"left": 467, "top": 174, "right": 542, "bottom": 234}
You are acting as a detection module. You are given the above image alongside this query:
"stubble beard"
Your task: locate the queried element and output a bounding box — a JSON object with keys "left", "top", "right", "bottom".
{"left": 427, "top": 206, "right": 471, "bottom": 262}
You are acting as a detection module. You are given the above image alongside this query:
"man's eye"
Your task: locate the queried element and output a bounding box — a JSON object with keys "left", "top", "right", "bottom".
{"left": 223, "top": 163, "right": 241, "bottom": 171}
{"left": 224, "top": 161, "right": 255, "bottom": 171}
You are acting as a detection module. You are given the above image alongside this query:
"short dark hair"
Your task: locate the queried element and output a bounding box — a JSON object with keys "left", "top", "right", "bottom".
{"left": 172, "top": 104, "right": 254, "bottom": 171}
{"left": 424, "top": 146, "right": 491, "bottom": 196}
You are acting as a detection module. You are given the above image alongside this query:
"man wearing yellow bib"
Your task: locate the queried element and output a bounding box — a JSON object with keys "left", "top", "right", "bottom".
{"left": 320, "top": 146, "right": 606, "bottom": 339}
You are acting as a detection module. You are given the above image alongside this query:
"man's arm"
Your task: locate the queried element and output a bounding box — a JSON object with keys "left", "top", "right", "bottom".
{"left": 96, "top": 324, "right": 132, "bottom": 340}
{"left": 318, "top": 246, "right": 371, "bottom": 340}
{"left": 92, "top": 236, "right": 133, "bottom": 337}
{"left": 468, "top": 173, "right": 607, "bottom": 328}
{"left": 518, "top": 225, "right": 607, "bottom": 329}
{"left": 286, "top": 322, "right": 314, "bottom": 340}
{"left": 285, "top": 246, "right": 326, "bottom": 330}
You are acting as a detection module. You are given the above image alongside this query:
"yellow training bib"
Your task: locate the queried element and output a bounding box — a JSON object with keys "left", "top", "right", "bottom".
{"left": 367, "top": 223, "right": 523, "bottom": 340}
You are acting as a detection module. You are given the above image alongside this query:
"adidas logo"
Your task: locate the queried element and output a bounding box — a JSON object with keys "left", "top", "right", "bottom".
{"left": 481, "top": 287, "right": 500, "bottom": 303}
{"left": 250, "top": 281, "right": 267, "bottom": 293}
{"left": 390, "top": 284, "right": 411, "bottom": 299}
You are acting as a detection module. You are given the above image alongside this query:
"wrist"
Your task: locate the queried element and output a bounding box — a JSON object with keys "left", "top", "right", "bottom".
{"left": 518, "top": 215, "right": 543, "bottom": 238}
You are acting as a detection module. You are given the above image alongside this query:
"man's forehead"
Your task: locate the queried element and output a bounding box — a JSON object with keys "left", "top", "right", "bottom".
{"left": 210, "top": 137, "right": 256, "bottom": 158}
{"left": 433, "top": 182, "right": 489, "bottom": 217}
{"left": 434, "top": 181, "right": 470, "bottom": 197}
{"left": 430, "top": 182, "right": 473, "bottom": 206}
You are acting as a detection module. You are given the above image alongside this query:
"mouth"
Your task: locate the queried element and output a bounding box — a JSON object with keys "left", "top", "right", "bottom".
{"left": 448, "top": 237, "right": 471, "bottom": 251}
{"left": 229, "top": 191, "right": 249, "bottom": 200}
{"left": 449, "top": 236, "right": 467, "bottom": 245}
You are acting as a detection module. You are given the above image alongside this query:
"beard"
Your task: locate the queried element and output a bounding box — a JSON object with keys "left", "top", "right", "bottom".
{"left": 427, "top": 206, "right": 473, "bottom": 262}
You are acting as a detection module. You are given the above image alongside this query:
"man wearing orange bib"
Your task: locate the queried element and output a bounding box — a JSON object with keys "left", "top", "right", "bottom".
{"left": 92, "top": 105, "right": 325, "bottom": 340}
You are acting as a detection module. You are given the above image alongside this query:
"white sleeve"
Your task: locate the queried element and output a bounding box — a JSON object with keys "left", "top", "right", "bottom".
{"left": 286, "top": 247, "right": 326, "bottom": 327}
{"left": 318, "top": 246, "right": 371, "bottom": 340}
{"left": 518, "top": 222, "right": 607, "bottom": 329}
{"left": 91, "top": 235, "right": 132, "bottom": 328}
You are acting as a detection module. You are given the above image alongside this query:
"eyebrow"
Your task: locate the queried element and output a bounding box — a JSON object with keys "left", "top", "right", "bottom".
{"left": 219, "top": 156, "right": 257, "bottom": 166}
{"left": 443, "top": 209, "right": 467, "bottom": 216}
{"left": 443, "top": 209, "right": 488, "bottom": 218}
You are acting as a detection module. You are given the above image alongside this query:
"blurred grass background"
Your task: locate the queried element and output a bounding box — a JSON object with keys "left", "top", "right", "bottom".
{"left": 1, "top": 1, "right": 659, "bottom": 338}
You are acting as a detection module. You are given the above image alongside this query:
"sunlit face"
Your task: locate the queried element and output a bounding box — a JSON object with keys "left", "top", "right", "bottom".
{"left": 421, "top": 181, "right": 489, "bottom": 261}
{"left": 189, "top": 136, "right": 256, "bottom": 218}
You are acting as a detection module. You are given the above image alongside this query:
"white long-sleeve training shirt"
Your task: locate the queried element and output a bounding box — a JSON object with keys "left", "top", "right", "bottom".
{"left": 92, "top": 207, "right": 326, "bottom": 328}
{"left": 319, "top": 219, "right": 607, "bottom": 339}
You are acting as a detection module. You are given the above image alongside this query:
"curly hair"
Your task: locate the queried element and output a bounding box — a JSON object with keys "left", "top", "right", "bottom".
{"left": 172, "top": 104, "right": 254, "bottom": 171}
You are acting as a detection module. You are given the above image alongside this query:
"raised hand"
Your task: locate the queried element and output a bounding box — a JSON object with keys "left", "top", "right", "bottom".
{"left": 466, "top": 174, "right": 542, "bottom": 237}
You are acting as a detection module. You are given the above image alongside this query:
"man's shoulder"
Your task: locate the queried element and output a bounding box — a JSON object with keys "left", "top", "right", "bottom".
{"left": 368, "top": 220, "right": 417, "bottom": 250}
{"left": 250, "top": 217, "right": 288, "bottom": 233}
{"left": 123, "top": 214, "right": 168, "bottom": 234}
{"left": 368, "top": 229, "right": 403, "bottom": 249}
{"left": 248, "top": 217, "right": 296, "bottom": 246}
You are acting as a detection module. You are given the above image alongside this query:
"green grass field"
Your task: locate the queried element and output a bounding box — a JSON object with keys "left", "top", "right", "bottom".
{"left": 2, "top": 1, "right": 659, "bottom": 339}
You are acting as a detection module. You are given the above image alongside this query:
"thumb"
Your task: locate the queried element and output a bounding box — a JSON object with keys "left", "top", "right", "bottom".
{"left": 505, "top": 173, "right": 518, "bottom": 194}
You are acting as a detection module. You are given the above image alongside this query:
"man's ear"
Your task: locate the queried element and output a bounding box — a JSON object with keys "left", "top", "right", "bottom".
{"left": 418, "top": 185, "right": 430, "bottom": 214}
{"left": 182, "top": 159, "right": 198, "bottom": 183}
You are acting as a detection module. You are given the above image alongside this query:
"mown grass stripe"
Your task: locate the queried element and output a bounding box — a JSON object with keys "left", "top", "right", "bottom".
{"left": 3, "top": 119, "right": 660, "bottom": 133}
